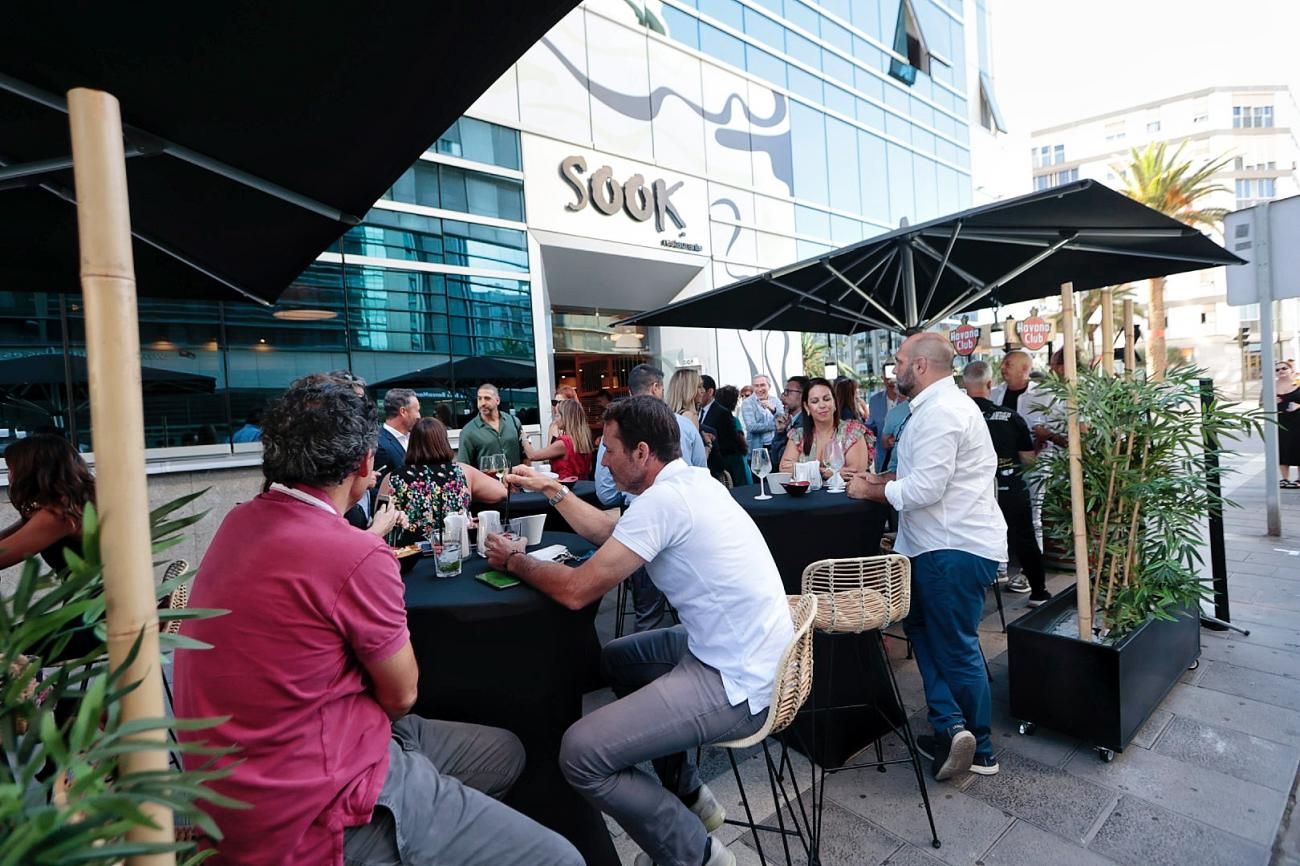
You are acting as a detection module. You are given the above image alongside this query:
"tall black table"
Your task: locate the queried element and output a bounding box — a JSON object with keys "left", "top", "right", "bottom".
{"left": 730, "top": 483, "right": 906, "bottom": 767}
{"left": 472, "top": 480, "right": 604, "bottom": 534}
{"left": 403, "top": 531, "right": 617, "bottom": 866}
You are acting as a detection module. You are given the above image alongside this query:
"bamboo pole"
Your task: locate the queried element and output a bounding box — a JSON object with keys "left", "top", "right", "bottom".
{"left": 1122, "top": 300, "right": 1136, "bottom": 376}
{"left": 1100, "top": 288, "right": 1115, "bottom": 376}
{"left": 1060, "top": 282, "right": 1093, "bottom": 639}
{"left": 68, "top": 88, "right": 174, "bottom": 864}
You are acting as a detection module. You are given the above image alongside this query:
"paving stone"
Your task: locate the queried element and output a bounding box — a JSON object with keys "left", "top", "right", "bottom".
{"left": 823, "top": 760, "right": 1008, "bottom": 865}
{"left": 980, "top": 819, "right": 1119, "bottom": 866}
{"left": 962, "top": 750, "right": 1113, "bottom": 843}
{"left": 1197, "top": 634, "right": 1300, "bottom": 680}
{"left": 1196, "top": 659, "right": 1300, "bottom": 712}
{"left": 878, "top": 843, "right": 947, "bottom": 866}
{"left": 1151, "top": 714, "right": 1300, "bottom": 792}
{"left": 1088, "top": 794, "right": 1270, "bottom": 866}
{"left": 742, "top": 798, "right": 905, "bottom": 866}
{"left": 1200, "top": 616, "right": 1300, "bottom": 653}
{"left": 989, "top": 700, "right": 1085, "bottom": 767}
{"left": 1127, "top": 708, "right": 1172, "bottom": 750}
{"left": 1161, "top": 682, "right": 1300, "bottom": 747}
{"left": 1064, "top": 738, "right": 1287, "bottom": 846}
{"left": 1226, "top": 560, "right": 1285, "bottom": 578}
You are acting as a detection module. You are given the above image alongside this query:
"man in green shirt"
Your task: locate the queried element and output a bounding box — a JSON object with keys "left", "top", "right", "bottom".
{"left": 457, "top": 383, "right": 525, "bottom": 468}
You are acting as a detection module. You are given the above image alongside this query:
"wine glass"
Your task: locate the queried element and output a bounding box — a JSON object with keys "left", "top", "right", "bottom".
{"left": 479, "top": 454, "right": 498, "bottom": 478}
{"left": 751, "top": 448, "right": 773, "bottom": 500}
{"left": 826, "top": 435, "right": 846, "bottom": 493}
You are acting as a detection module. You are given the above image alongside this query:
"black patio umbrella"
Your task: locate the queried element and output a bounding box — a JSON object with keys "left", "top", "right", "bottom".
{"left": 616, "top": 180, "right": 1243, "bottom": 334}
{"left": 0, "top": 354, "right": 215, "bottom": 393}
{"left": 1, "top": 1, "right": 579, "bottom": 304}
{"left": 372, "top": 357, "right": 539, "bottom": 391}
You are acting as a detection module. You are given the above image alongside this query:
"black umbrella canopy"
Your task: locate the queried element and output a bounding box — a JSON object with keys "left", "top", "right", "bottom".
{"left": 617, "top": 180, "right": 1243, "bottom": 335}
{"left": 372, "top": 357, "right": 538, "bottom": 391}
{"left": 0, "top": 354, "right": 215, "bottom": 393}
{"left": 0, "top": 1, "right": 579, "bottom": 304}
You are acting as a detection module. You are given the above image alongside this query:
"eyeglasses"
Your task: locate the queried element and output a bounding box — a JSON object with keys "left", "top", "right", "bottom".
{"left": 782, "top": 388, "right": 803, "bottom": 395}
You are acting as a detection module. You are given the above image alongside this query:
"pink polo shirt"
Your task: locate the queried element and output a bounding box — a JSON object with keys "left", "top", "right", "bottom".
{"left": 174, "top": 486, "right": 409, "bottom": 866}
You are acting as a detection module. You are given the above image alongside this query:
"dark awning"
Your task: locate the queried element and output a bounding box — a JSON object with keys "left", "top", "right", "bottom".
{"left": 0, "top": 354, "right": 215, "bottom": 393}
{"left": 617, "top": 180, "right": 1243, "bottom": 335}
{"left": 372, "top": 357, "right": 538, "bottom": 391}
{"left": 0, "top": 1, "right": 578, "bottom": 304}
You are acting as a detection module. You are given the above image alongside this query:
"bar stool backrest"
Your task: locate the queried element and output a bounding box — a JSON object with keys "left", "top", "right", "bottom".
{"left": 800, "top": 554, "right": 911, "bottom": 634}
{"left": 161, "top": 559, "right": 190, "bottom": 636}
{"left": 715, "top": 593, "right": 817, "bottom": 750}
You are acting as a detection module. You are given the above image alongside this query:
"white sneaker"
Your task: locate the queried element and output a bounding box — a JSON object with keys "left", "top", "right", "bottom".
{"left": 690, "top": 783, "right": 726, "bottom": 832}
{"left": 635, "top": 836, "right": 736, "bottom": 866}
{"left": 1006, "top": 574, "right": 1031, "bottom": 594}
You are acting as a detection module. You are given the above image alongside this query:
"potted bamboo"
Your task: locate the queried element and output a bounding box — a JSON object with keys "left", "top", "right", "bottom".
{"left": 1007, "top": 356, "right": 1260, "bottom": 760}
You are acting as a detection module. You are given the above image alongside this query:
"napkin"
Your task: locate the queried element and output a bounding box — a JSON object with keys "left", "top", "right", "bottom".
{"left": 528, "top": 544, "right": 571, "bottom": 562}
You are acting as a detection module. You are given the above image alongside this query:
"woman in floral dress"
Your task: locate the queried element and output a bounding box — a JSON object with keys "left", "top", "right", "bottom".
{"left": 390, "top": 417, "right": 507, "bottom": 544}
{"left": 778, "top": 377, "right": 874, "bottom": 480}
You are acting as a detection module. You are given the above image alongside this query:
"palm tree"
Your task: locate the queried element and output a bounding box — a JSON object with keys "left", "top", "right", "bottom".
{"left": 801, "top": 332, "right": 826, "bottom": 378}
{"left": 1113, "top": 142, "right": 1232, "bottom": 379}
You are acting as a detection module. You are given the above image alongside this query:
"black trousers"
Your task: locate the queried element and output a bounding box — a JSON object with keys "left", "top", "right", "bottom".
{"left": 863, "top": 500, "right": 896, "bottom": 556}
{"left": 998, "top": 487, "right": 1045, "bottom": 593}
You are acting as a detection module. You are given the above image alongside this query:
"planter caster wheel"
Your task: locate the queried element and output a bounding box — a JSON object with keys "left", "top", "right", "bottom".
{"left": 1018, "top": 722, "right": 1037, "bottom": 736}
{"left": 931, "top": 839, "right": 942, "bottom": 849}
{"left": 1097, "top": 747, "right": 1115, "bottom": 763}
{"left": 1187, "top": 659, "right": 1199, "bottom": 671}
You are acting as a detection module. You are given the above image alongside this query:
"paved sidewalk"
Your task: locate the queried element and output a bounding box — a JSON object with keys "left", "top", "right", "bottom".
{"left": 589, "top": 430, "right": 1300, "bottom": 866}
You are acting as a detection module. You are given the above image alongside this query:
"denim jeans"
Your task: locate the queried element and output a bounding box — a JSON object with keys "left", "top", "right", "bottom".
{"left": 560, "top": 626, "right": 765, "bottom": 866}
{"left": 903, "top": 550, "right": 997, "bottom": 758}
{"left": 343, "top": 716, "right": 582, "bottom": 866}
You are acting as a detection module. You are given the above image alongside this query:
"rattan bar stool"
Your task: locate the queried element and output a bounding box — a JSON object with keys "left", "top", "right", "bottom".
{"left": 713, "top": 593, "right": 818, "bottom": 866}
{"left": 800, "top": 555, "right": 940, "bottom": 855}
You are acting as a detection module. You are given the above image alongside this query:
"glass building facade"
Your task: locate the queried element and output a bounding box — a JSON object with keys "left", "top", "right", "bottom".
{"left": 0, "top": 0, "right": 988, "bottom": 457}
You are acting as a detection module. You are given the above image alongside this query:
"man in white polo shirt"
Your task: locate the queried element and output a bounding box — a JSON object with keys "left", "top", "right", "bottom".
{"left": 485, "top": 395, "right": 792, "bottom": 866}
{"left": 849, "top": 332, "right": 1007, "bottom": 781}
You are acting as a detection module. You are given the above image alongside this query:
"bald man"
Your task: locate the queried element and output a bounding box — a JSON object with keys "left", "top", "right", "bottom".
{"left": 849, "top": 332, "right": 1007, "bottom": 780}
{"left": 990, "top": 350, "right": 1048, "bottom": 433}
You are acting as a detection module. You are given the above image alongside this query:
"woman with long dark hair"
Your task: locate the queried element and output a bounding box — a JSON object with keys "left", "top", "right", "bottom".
{"left": 778, "top": 377, "right": 872, "bottom": 479}
{"left": 390, "top": 417, "right": 507, "bottom": 543}
{"left": 834, "top": 376, "right": 868, "bottom": 423}
{"left": 1, "top": 434, "right": 96, "bottom": 571}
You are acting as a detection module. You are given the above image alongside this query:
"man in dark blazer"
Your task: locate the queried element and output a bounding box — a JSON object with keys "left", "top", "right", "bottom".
{"left": 376, "top": 387, "right": 421, "bottom": 481}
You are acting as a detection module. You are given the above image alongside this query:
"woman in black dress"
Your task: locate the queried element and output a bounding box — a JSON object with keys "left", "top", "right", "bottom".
{"left": 1275, "top": 360, "right": 1300, "bottom": 489}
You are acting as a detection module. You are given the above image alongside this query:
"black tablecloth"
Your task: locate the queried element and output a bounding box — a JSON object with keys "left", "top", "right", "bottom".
{"left": 731, "top": 483, "right": 906, "bottom": 767}
{"left": 471, "top": 481, "right": 605, "bottom": 534}
{"left": 404, "top": 532, "right": 617, "bottom": 866}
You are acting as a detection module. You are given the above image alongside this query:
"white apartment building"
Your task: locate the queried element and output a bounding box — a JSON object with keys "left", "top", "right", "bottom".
{"left": 1029, "top": 85, "right": 1300, "bottom": 394}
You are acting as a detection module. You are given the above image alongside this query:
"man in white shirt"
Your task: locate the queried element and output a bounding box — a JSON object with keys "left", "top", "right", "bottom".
{"left": 849, "top": 332, "right": 1007, "bottom": 781}
{"left": 990, "top": 350, "right": 1047, "bottom": 432}
{"left": 484, "top": 396, "right": 793, "bottom": 866}
{"left": 740, "top": 374, "right": 784, "bottom": 454}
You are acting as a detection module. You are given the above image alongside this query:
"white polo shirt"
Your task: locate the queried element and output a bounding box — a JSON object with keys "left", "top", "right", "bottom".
{"left": 885, "top": 377, "right": 1007, "bottom": 563}
{"left": 613, "top": 459, "right": 793, "bottom": 714}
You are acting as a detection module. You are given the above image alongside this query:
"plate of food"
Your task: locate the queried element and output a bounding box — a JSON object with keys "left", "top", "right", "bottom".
{"left": 392, "top": 541, "right": 431, "bottom": 560}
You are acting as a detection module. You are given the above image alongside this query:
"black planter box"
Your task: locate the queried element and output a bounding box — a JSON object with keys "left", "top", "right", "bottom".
{"left": 1007, "top": 586, "right": 1200, "bottom": 752}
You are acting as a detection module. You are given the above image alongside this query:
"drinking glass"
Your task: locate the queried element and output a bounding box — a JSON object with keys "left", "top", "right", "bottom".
{"left": 827, "top": 436, "right": 846, "bottom": 493}
{"left": 751, "top": 448, "right": 773, "bottom": 500}
{"left": 479, "top": 455, "right": 498, "bottom": 478}
{"left": 434, "top": 540, "right": 462, "bottom": 577}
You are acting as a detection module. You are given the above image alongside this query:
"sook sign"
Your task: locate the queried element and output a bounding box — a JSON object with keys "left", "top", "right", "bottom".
{"left": 559, "top": 156, "right": 685, "bottom": 234}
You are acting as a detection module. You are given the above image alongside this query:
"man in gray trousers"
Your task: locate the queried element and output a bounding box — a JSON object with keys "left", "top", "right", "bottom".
{"left": 486, "top": 396, "right": 793, "bottom": 866}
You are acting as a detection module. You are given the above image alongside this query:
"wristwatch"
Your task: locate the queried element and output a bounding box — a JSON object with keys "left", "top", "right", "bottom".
{"left": 546, "top": 485, "right": 570, "bottom": 507}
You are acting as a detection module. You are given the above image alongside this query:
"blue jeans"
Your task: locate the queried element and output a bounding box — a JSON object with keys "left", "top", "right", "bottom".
{"left": 903, "top": 549, "right": 997, "bottom": 758}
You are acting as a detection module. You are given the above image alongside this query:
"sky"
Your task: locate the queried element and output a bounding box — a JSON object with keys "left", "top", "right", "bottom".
{"left": 993, "top": 0, "right": 1300, "bottom": 133}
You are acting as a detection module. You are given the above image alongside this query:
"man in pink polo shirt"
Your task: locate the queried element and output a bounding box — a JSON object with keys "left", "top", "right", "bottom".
{"left": 174, "top": 378, "right": 580, "bottom": 866}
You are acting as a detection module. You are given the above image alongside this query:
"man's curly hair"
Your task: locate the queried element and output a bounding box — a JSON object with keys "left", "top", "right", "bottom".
{"left": 261, "top": 379, "right": 379, "bottom": 488}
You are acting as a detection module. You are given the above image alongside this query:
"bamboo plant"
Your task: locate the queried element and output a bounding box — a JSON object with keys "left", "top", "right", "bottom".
{"left": 1032, "top": 365, "right": 1261, "bottom": 640}
{"left": 1, "top": 492, "right": 239, "bottom": 865}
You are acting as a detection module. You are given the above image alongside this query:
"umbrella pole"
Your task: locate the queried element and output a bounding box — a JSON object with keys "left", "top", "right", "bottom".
{"left": 68, "top": 88, "right": 175, "bottom": 864}
{"left": 1059, "top": 282, "right": 1092, "bottom": 639}
{"left": 1122, "top": 300, "right": 1136, "bottom": 376}
{"left": 1100, "top": 288, "right": 1115, "bottom": 376}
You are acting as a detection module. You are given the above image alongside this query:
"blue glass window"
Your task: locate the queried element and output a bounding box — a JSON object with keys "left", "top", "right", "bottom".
{"left": 663, "top": 6, "right": 700, "bottom": 48}
{"left": 787, "top": 67, "right": 824, "bottom": 104}
{"left": 742, "top": 5, "right": 785, "bottom": 48}
{"left": 700, "top": 23, "right": 746, "bottom": 69}
{"left": 789, "top": 102, "right": 829, "bottom": 205}
{"left": 887, "top": 142, "right": 915, "bottom": 223}
{"left": 783, "top": 0, "right": 821, "bottom": 34}
{"left": 855, "top": 67, "right": 885, "bottom": 102}
{"left": 831, "top": 215, "right": 862, "bottom": 245}
{"left": 885, "top": 111, "right": 911, "bottom": 144}
{"left": 826, "top": 117, "right": 861, "bottom": 215}
{"left": 746, "top": 45, "right": 788, "bottom": 87}
{"left": 913, "top": 155, "right": 938, "bottom": 221}
{"left": 785, "top": 30, "right": 821, "bottom": 68}
{"left": 857, "top": 130, "right": 890, "bottom": 224}
{"left": 856, "top": 98, "right": 886, "bottom": 133}
{"left": 824, "top": 84, "right": 855, "bottom": 117}
{"left": 435, "top": 117, "right": 521, "bottom": 170}
{"left": 700, "top": 0, "right": 744, "bottom": 29}
{"left": 821, "top": 49, "right": 854, "bottom": 87}
{"left": 820, "top": 18, "right": 853, "bottom": 54}
{"left": 795, "top": 205, "right": 831, "bottom": 240}
{"left": 796, "top": 239, "right": 834, "bottom": 260}
{"left": 851, "top": 0, "right": 883, "bottom": 39}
